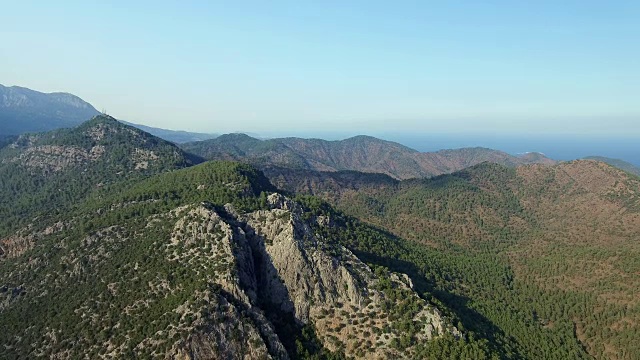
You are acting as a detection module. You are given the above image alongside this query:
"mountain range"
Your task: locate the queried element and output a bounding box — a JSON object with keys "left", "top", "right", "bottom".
{"left": 1, "top": 115, "right": 639, "bottom": 359}
{"left": 0, "top": 84, "right": 217, "bottom": 143}
{"left": 0, "top": 94, "right": 638, "bottom": 358}
{"left": 182, "top": 134, "right": 556, "bottom": 180}
{"left": 0, "top": 115, "right": 479, "bottom": 359}
{"left": 0, "top": 84, "right": 99, "bottom": 135}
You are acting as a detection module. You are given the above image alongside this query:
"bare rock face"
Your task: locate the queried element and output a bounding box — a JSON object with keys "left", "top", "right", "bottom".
{"left": 0, "top": 234, "right": 35, "bottom": 259}
{"left": 0, "top": 221, "right": 69, "bottom": 260}
{"left": 165, "top": 206, "right": 289, "bottom": 360}
{"left": 164, "top": 194, "right": 460, "bottom": 359}
{"left": 168, "top": 292, "right": 279, "bottom": 360}
{"left": 4, "top": 144, "right": 106, "bottom": 173}
{"left": 245, "top": 196, "right": 370, "bottom": 320}
{"left": 245, "top": 194, "right": 460, "bottom": 358}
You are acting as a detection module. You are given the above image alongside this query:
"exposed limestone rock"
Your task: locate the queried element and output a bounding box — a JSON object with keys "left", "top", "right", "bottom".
{"left": 134, "top": 148, "right": 160, "bottom": 169}
{"left": 0, "top": 221, "right": 70, "bottom": 259}
{"left": 168, "top": 291, "right": 285, "bottom": 360}
{"left": 3, "top": 144, "right": 106, "bottom": 173}
{"left": 243, "top": 194, "right": 460, "bottom": 358}
{"left": 86, "top": 123, "right": 119, "bottom": 141}
{"left": 163, "top": 194, "right": 460, "bottom": 359}
{"left": 0, "top": 234, "right": 35, "bottom": 259}
{"left": 8, "top": 194, "right": 456, "bottom": 359}
{"left": 166, "top": 207, "right": 289, "bottom": 359}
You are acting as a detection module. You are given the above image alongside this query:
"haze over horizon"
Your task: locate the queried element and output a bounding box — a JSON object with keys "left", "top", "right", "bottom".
{"left": 2, "top": 1, "right": 639, "bottom": 136}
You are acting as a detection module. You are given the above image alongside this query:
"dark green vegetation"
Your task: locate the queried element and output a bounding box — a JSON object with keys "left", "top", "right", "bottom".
{"left": 0, "top": 158, "right": 488, "bottom": 359}
{"left": 0, "top": 135, "right": 16, "bottom": 149}
{"left": 0, "top": 122, "right": 491, "bottom": 359}
{"left": 182, "top": 134, "right": 555, "bottom": 180}
{"left": 0, "top": 115, "right": 199, "bottom": 236}
{"left": 584, "top": 156, "right": 640, "bottom": 177}
{"left": 1, "top": 118, "right": 638, "bottom": 359}
{"left": 0, "top": 161, "right": 275, "bottom": 358}
{"left": 296, "top": 195, "right": 583, "bottom": 359}
{"left": 278, "top": 161, "right": 640, "bottom": 359}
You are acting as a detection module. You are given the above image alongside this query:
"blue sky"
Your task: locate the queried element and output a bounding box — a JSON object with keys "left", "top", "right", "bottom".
{"left": 1, "top": 1, "right": 639, "bottom": 136}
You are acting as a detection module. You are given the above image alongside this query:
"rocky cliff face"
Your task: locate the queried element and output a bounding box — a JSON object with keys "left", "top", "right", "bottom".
{"left": 164, "top": 194, "right": 459, "bottom": 359}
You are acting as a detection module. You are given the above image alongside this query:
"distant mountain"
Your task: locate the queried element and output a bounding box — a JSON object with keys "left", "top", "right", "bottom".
{"left": 584, "top": 156, "right": 640, "bottom": 176}
{"left": 120, "top": 120, "right": 218, "bottom": 143}
{"left": 264, "top": 166, "right": 399, "bottom": 201}
{"left": 2, "top": 117, "right": 639, "bottom": 359}
{"left": 183, "top": 134, "right": 556, "bottom": 179}
{"left": 0, "top": 84, "right": 217, "bottom": 143}
{"left": 0, "top": 84, "right": 100, "bottom": 135}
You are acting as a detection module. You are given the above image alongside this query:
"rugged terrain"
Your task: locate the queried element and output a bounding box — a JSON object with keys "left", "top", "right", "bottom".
{"left": 2, "top": 115, "right": 639, "bottom": 359}
{"left": 0, "top": 115, "right": 199, "bottom": 239}
{"left": 182, "top": 133, "right": 555, "bottom": 180}
{"left": 0, "top": 122, "right": 490, "bottom": 359}
{"left": 268, "top": 160, "right": 640, "bottom": 359}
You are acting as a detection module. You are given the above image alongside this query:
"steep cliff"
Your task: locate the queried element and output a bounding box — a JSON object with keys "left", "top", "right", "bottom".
{"left": 165, "top": 193, "right": 460, "bottom": 359}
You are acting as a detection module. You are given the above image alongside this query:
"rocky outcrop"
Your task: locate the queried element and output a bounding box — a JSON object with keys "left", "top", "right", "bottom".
{"left": 0, "top": 221, "right": 69, "bottom": 259}
{"left": 165, "top": 194, "right": 459, "bottom": 359}
{"left": 3, "top": 144, "right": 105, "bottom": 173}
{"left": 165, "top": 205, "right": 289, "bottom": 360}
{"left": 168, "top": 291, "right": 284, "bottom": 360}
{"left": 0, "top": 116, "right": 195, "bottom": 177}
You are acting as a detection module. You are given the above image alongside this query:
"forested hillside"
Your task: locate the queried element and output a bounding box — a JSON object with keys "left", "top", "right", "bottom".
{"left": 1, "top": 123, "right": 501, "bottom": 359}
{"left": 0, "top": 115, "right": 199, "bottom": 237}
{"left": 584, "top": 156, "right": 640, "bottom": 177}
{"left": 270, "top": 161, "right": 640, "bottom": 359}
{"left": 2, "top": 117, "right": 638, "bottom": 359}
{"left": 0, "top": 159, "right": 502, "bottom": 359}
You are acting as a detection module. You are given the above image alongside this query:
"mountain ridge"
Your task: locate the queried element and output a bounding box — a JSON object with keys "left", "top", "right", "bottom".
{"left": 182, "top": 133, "right": 557, "bottom": 180}
{"left": 1, "top": 121, "right": 638, "bottom": 359}
{"left": 0, "top": 157, "right": 480, "bottom": 359}
{"left": 584, "top": 155, "right": 640, "bottom": 176}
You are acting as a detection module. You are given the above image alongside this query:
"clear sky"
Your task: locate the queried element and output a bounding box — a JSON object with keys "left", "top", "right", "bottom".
{"left": 1, "top": 1, "right": 639, "bottom": 136}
